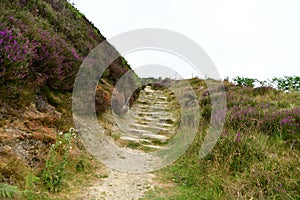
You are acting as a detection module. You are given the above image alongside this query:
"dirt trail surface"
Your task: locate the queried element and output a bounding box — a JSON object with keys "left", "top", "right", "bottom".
{"left": 75, "top": 168, "right": 156, "bottom": 200}
{"left": 73, "top": 86, "right": 178, "bottom": 199}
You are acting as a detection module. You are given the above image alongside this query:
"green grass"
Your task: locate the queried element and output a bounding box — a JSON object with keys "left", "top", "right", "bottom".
{"left": 143, "top": 79, "right": 300, "bottom": 199}
{"left": 0, "top": 183, "right": 19, "bottom": 199}
{"left": 144, "top": 131, "right": 299, "bottom": 199}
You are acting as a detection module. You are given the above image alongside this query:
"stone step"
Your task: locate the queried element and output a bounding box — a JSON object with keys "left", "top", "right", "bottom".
{"left": 159, "top": 118, "right": 175, "bottom": 124}
{"left": 146, "top": 122, "right": 174, "bottom": 127}
{"left": 141, "top": 144, "right": 164, "bottom": 149}
{"left": 127, "top": 128, "right": 153, "bottom": 135}
{"left": 152, "top": 101, "right": 168, "bottom": 105}
{"left": 150, "top": 105, "right": 169, "bottom": 110}
{"left": 133, "top": 121, "right": 174, "bottom": 128}
{"left": 150, "top": 111, "right": 173, "bottom": 116}
{"left": 157, "top": 96, "right": 167, "bottom": 101}
{"left": 133, "top": 116, "right": 158, "bottom": 122}
{"left": 120, "top": 136, "right": 151, "bottom": 143}
{"left": 130, "top": 123, "right": 171, "bottom": 132}
{"left": 141, "top": 133, "right": 168, "bottom": 142}
{"left": 134, "top": 105, "right": 150, "bottom": 110}
{"left": 136, "top": 100, "right": 153, "bottom": 105}
{"left": 144, "top": 87, "right": 154, "bottom": 93}
{"left": 134, "top": 105, "right": 169, "bottom": 111}
{"left": 134, "top": 111, "right": 170, "bottom": 117}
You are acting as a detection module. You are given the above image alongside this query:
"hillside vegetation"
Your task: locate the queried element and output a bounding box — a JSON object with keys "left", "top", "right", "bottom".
{"left": 0, "top": 0, "right": 139, "bottom": 198}
{"left": 143, "top": 78, "right": 300, "bottom": 199}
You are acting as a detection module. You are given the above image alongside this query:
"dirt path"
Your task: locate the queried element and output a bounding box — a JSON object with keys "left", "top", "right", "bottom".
{"left": 75, "top": 168, "right": 156, "bottom": 200}
{"left": 72, "top": 86, "right": 178, "bottom": 199}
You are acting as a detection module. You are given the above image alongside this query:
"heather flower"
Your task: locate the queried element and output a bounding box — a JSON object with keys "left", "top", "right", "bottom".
{"left": 0, "top": 31, "right": 6, "bottom": 36}
{"left": 235, "top": 132, "right": 241, "bottom": 142}
{"left": 0, "top": 26, "right": 36, "bottom": 81}
{"left": 279, "top": 116, "right": 294, "bottom": 125}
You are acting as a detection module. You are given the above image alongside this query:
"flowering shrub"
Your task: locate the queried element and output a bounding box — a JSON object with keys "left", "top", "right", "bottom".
{"left": 0, "top": 14, "right": 84, "bottom": 90}
{"left": 0, "top": 23, "right": 36, "bottom": 82}
{"left": 226, "top": 103, "right": 300, "bottom": 138}
{"left": 31, "top": 28, "right": 83, "bottom": 90}
{"left": 260, "top": 108, "right": 300, "bottom": 140}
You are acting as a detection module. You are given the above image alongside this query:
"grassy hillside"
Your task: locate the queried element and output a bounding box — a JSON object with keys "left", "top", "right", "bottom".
{"left": 143, "top": 78, "right": 300, "bottom": 199}
{"left": 0, "top": 0, "right": 139, "bottom": 198}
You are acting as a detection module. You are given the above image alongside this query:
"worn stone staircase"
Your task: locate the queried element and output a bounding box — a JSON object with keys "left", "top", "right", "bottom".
{"left": 115, "top": 86, "right": 178, "bottom": 151}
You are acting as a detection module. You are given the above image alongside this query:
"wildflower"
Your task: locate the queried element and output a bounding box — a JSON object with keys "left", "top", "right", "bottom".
{"left": 235, "top": 132, "right": 241, "bottom": 142}
{"left": 279, "top": 116, "right": 293, "bottom": 125}
{"left": 58, "top": 131, "right": 63, "bottom": 136}
{"left": 0, "top": 31, "right": 6, "bottom": 36}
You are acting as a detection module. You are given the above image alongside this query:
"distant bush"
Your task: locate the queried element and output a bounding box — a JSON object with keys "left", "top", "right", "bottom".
{"left": 233, "top": 76, "right": 300, "bottom": 91}
{"left": 233, "top": 76, "right": 256, "bottom": 87}
{"left": 272, "top": 76, "right": 300, "bottom": 91}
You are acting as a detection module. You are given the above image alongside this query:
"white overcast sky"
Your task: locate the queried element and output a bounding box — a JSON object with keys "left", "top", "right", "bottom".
{"left": 70, "top": 0, "right": 300, "bottom": 80}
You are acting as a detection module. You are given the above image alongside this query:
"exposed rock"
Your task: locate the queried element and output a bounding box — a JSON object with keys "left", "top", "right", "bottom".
{"left": 0, "top": 100, "right": 60, "bottom": 183}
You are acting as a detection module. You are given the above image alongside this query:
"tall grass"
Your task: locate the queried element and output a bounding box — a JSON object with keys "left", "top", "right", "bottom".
{"left": 143, "top": 79, "right": 300, "bottom": 199}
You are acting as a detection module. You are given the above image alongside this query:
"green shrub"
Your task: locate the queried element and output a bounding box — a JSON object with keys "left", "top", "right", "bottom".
{"left": 272, "top": 76, "right": 300, "bottom": 91}
{"left": 233, "top": 76, "right": 256, "bottom": 87}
